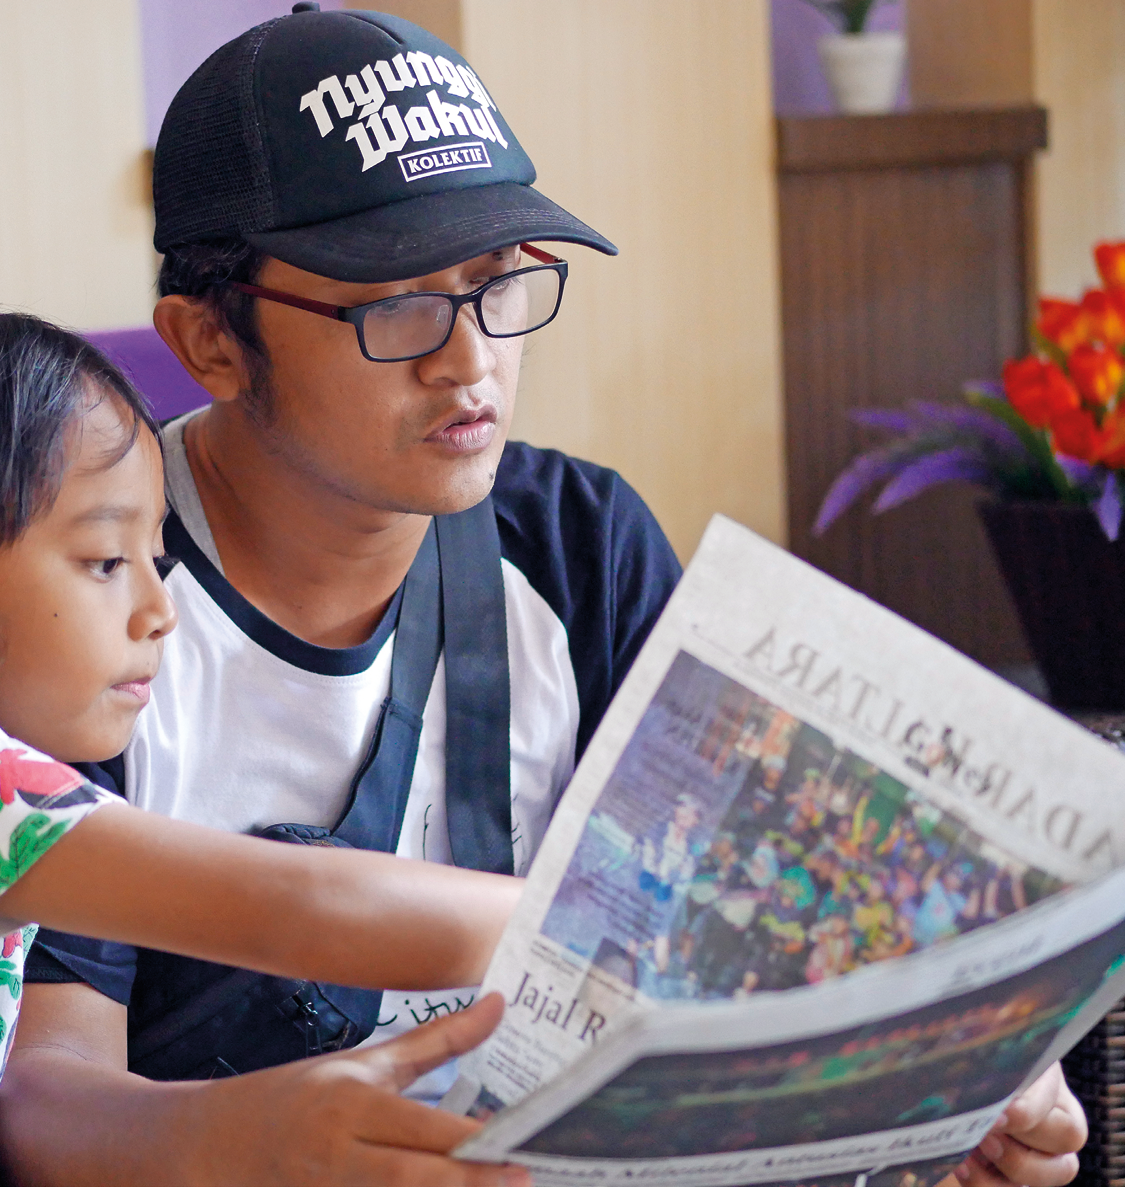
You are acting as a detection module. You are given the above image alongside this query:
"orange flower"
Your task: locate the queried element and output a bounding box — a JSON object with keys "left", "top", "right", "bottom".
{"left": 1037, "top": 298, "right": 1089, "bottom": 352}
{"left": 1003, "top": 356, "right": 1081, "bottom": 428}
{"left": 1080, "top": 289, "right": 1125, "bottom": 347}
{"left": 1051, "top": 408, "right": 1107, "bottom": 462}
{"left": 1096, "top": 242, "right": 1125, "bottom": 291}
{"left": 1067, "top": 343, "right": 1125, "bottom": 406}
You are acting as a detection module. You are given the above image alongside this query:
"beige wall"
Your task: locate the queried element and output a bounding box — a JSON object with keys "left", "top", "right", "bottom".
{"left": 0, "top": 0, "right": 155, "bottom": 330}
{"left": 907, "top": 0, "right": 1033, "bottom": 109}
{"left": 461, "top": 0, "right": 786, "bottom": 559}
{"left": 1032, "top": 0, "right": 1125, "bottom": 295}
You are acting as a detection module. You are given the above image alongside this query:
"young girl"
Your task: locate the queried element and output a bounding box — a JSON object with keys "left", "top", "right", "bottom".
{"left": 0, "top": 311, "right": 519, "bottom": 1070}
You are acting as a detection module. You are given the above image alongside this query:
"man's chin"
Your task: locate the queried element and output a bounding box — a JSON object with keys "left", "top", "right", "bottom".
{"left": 405, "top": 443, "right": 504, "bottom": 517}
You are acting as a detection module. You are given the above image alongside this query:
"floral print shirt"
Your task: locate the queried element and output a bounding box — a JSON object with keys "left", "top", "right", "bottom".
{"left": 0, "top": 729, "right": 113, "bottom": 1071}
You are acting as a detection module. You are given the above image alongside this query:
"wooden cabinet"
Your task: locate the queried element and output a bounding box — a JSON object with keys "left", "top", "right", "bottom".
{"left": 778, "top": 107, "right": 1048, "bottom": 668}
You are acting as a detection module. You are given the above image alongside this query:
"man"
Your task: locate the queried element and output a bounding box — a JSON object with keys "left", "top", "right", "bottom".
{"left": 0, "top": 8, "right": 1086, "bottom": 1186}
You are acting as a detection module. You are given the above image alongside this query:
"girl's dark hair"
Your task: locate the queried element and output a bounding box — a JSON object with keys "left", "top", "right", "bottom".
{"left": 0, "top": 312, "right": 162, "bottom": 546}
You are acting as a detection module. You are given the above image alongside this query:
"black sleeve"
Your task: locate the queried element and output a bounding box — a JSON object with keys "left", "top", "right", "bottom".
{"left": 24, "top": 755, "right": 140, "bottom": 1005}
{"left": 493, "top": 441, "right": 682, "bottom": 760}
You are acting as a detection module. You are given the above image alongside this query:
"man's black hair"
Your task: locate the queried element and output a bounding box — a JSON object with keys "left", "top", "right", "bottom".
{"left": 0, "top": 312, "right": 162, "bottom": 547}
{"left": 157, "top": 238, "right": 268, "bottom": 360}
{"left": 157, "top": 238, "right": 274, "bottom": 420}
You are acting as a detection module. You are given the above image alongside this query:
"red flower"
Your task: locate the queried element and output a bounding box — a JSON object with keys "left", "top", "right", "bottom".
{"left": 1068, "top": 343, "right": 1125, "bottom": 407}
{"left": 1037, "top": 298, "right": 1089, "bottom": 352}
{"left": 1003, "top": 356, "right": 1081, "bottom": 429}
{"left": 1080, "top": 289, "right": 1125, "bottom": 348}
{"left": 1097, "top": 410, "right": 1125, "bottom": 468}
{"left": 1051, "top": 408, "right": 1107, "bottom": 462}
{"left": 1096, "top": 242, "right": 1125, "bottom": 291}
{"left": 1, "top": 932, "right": 22, "bottom": 960}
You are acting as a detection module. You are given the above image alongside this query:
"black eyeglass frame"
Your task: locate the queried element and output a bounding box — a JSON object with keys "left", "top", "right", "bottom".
{"left": 227, "top": 243, "right": 568, "bottom": 364}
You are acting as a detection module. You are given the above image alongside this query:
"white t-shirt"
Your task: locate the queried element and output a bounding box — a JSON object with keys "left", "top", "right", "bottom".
{"left": 133, "top": 411, "right": 579, "bottom": 1098}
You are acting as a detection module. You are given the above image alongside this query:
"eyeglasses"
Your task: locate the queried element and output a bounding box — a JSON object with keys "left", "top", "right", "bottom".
{"left": 228, "top": 244, "right": 568, "bottom": 363}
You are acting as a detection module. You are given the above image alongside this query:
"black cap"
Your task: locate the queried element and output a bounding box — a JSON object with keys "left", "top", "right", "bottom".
{"left": 153, "top": 8, "right": 617, "bottom": 282}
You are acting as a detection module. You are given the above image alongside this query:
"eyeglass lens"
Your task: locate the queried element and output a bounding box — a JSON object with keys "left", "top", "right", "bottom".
{"left": 360, "top": 266, "right": 562, "bottom": 361}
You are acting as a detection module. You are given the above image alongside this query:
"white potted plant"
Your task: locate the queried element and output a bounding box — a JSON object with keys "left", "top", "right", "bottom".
{"left": 803, "top": 0, "right": 906, "bottom": 115}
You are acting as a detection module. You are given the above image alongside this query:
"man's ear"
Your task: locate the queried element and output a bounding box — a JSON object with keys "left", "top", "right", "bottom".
{"left": 153, "top": 296, "right": 251, "bottom": 405}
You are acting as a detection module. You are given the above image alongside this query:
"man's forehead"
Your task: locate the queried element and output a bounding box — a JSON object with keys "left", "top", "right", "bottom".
{"left": 263, "top": 243, "right": 521, "bottom": 292}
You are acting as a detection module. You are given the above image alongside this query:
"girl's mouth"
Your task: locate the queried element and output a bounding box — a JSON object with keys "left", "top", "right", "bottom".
{"left": 111, "top": 678, "right": 152, "bottom": 706}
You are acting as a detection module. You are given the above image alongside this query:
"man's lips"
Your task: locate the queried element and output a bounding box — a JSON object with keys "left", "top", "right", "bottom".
{"left": 111, "top": 677, "right": 153, "bottom": 706}
{"left": 425, "top": 404, "right": 498, "bottom": 451}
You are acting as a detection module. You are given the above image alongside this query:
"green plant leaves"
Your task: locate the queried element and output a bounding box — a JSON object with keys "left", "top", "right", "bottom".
{"left": 963, "top": 387, "right": 1076, "bottom": 500}
{"left": 800, "top": 0, "right": 886, "bottom": 35}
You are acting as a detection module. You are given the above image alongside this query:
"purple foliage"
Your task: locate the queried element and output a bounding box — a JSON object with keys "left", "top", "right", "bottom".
{"left": 813, "top": 445, "right": 912, "bottom": 535}
{"left": 850, "top": 401, "right": 1024, "bottom": 457}
{"left": 851, "top": 408, "right": 915, "bottom": 433}
{"left": 964, "top": 379, "right": 1005, "bottom": 400}
{"left": 1055, "top": 455, "right": 1099, "bottom": 489}
{"left": 1095, "top": 471, "right": 1123, "bottom": 541}
{"left": 908, "top": 402, "right": 1024, "bottom": 455}
{"left": 871, "top": 448, "right": 994, "bottom": 514}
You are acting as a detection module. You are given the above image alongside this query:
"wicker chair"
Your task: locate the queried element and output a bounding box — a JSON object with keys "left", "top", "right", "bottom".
{"left": 1063, "top": 716, "right": 1125, "bottom": 1186}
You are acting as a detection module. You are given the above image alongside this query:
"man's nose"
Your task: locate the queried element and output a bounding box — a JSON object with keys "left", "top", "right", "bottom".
{"left": 418, "top": 302, "right": 496, "bottom": 387}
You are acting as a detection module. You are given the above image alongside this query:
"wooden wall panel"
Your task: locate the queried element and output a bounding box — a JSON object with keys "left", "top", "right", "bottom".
{"left": 780, "top": 110, "right": 1046, "bottom": 668}
{"left": 905, "top": 0, "right": 1033, "bottom": 109}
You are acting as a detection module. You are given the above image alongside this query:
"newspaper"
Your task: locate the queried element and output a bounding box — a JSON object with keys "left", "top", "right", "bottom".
{"left": 447, "top": 515, "right": 1125, "bottom": 1185}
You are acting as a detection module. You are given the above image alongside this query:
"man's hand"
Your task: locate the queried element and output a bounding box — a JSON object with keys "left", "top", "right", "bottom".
{"left": 184, "top": 992, "right": 527, "bottom": 1187}
{"left": 955, "top": 1064, "right": 1087, "bottom": 1187}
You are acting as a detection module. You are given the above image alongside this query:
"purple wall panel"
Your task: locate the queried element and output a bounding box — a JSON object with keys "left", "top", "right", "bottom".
{"left": 85, "top": 327, "right": 212, "bottom": 421}
{"left": 138, "top": 0, "right": 346, "bottom": 146}
{"left": 771, "top": 0, "right": 906, "bottom": 115}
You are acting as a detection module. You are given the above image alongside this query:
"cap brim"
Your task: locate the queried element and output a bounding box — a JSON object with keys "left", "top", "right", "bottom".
{"left": 245, "top": 182, "right": 617, "bottom": 283}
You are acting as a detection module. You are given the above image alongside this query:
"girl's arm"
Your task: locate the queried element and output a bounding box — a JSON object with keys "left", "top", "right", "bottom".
{"left": 0, "top": 803, "right": 520, "bottom": 989}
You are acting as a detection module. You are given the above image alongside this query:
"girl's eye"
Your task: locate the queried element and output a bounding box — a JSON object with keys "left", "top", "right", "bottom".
{"left": 92, "top": 557, "right": 125, "bottom": 578}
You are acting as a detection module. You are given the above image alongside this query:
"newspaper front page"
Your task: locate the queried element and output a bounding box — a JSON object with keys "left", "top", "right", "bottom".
{"left": 448, "top": 516, "right": 1125, "bottom": 1183}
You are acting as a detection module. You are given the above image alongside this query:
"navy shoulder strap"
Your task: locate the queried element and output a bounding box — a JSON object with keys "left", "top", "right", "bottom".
{"left": 437, "top": 496, "right": 512, "bottom": 874}
{"left": 280, "top": 495, "right": 512, "bottom": 872}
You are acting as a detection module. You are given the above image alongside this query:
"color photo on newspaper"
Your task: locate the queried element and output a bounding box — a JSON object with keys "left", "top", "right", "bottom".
{"left": 540, "top": 651, "right": 1064, "bottom": 1006}
{"left": 515, "top": 923, "right": 1125, "bottom": 1161}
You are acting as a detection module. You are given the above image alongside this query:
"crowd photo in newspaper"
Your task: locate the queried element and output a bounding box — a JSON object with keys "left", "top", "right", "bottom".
{"left": 537, "top": 650, "right": 1061, "bottom": 1003}
{"left": 446, "top": 516, "right": 1125, "bottom": 1187}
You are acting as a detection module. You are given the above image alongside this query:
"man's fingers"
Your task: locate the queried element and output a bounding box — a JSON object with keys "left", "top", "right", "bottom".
{"left": 1001, "top": 1064, "right": 1065, "bottom": 1135}
{"left": 348, "top": 992, "right": 506, "bottom": 1094}
{"left": 1001, "top": 1081, "right": 1087, "bottom": 1158}
{"left": 955, "top": 1150, "right": 1010, "bottom": 1187}
{"left": 982, "top": 1130, "right": 1082, "bottom": 1187}
{"left": 352, "top": 1145, "right": 531, "bottom": 1187}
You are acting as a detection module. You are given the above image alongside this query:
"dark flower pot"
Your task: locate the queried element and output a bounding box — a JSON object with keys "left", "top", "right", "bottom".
{"left": 978, "top": 500, "right": 1125, "bottom": 711}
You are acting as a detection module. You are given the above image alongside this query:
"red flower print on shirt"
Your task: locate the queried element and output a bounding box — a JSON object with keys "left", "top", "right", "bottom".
{"left": 1, "top": 932, "right": 22, "bottom": 959}
{"left": 0, "top": 749, "right": 83, "bottom": 806}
